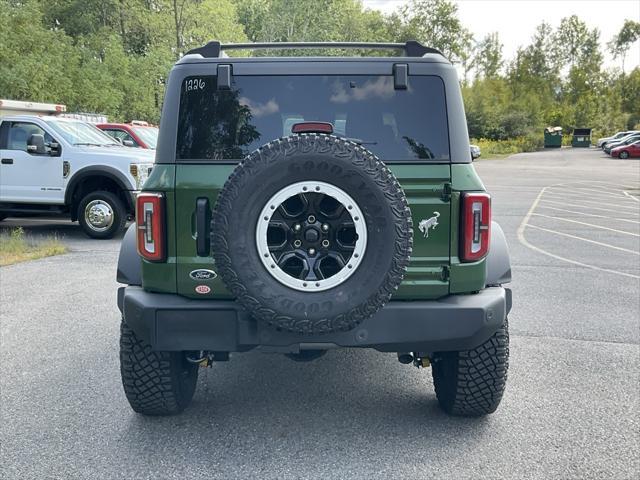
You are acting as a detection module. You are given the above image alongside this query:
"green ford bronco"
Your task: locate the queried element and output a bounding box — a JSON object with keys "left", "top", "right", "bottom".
{"left": 116, "top": 41, "right": 512, "bottom": 417}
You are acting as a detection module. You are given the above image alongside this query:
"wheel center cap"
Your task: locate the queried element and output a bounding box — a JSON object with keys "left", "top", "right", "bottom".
{"left": 304, "top": 228, "right": 319, "bottom": 242}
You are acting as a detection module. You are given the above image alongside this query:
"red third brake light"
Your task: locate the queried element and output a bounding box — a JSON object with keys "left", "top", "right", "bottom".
{"left": 136, "top": 193, "right": 165, "bottom": 262}
{"left": 292, "top": 122, "right": 334, "bottom": 134}
{"left": 461, "top": 192, "right": 491, "bottom": 262}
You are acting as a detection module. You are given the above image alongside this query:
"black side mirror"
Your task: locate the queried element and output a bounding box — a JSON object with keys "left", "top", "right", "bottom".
{"left": 27, "top": 134, "right": 47, "bottom": 154}
{"left": 49, "top": 142, "right": 61, "bottom": 157}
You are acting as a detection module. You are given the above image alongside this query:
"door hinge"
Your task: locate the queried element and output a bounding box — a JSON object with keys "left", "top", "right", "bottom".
{"left": 441, "top": 183, "right": 452, "bottom": 202}
{"left": 440, "top": 265, "right": 450, "bottom": 282}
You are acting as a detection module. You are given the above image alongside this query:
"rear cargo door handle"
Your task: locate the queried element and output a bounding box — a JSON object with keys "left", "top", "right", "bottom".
{"left": 195, "top": 198, "right": 211, "bottom": 256}
{"left": 1, "top": 158, "right": 13, "bottom": 164}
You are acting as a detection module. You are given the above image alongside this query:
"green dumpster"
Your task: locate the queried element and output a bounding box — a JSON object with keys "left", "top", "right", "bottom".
{"left": 544, "top": 126, "right": 563, "bottom": 148}
{"left": 572, "top": 128, "right": 592, "bottom": 147}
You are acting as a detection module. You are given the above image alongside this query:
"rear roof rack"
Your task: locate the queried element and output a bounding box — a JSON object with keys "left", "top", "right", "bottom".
{"left": 185, "top": 41, "right": 443, "bottom": 59}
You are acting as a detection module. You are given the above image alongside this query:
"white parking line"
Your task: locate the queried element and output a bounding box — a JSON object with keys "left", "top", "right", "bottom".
{"left": 556, "top": 182, "right": 628, "bottom": 193}
{"left": 580, "top": 180, "right": 640, "bottom": 191}
{"left": 624, "top": 191, "right": 639, "bottom": 203}
{"left": 517, "top": 186, "right": 640, "bottom": 279}
{"left": 549, "top": 188, "right": 634, "bottom": 201}
{"left": 539, "top": 198, "right": 631, "bottom": 214}
{"left": 526, "top": 224, "right": 640, "bottom": 255}
{"left": 531, "top": 213, "right": 640, "bottom": 236}
{"left": 541, "top": 193, "right": 640, "bottom": 210}
{"left": 537, "top": 205, "right": 640, "bottom": 224}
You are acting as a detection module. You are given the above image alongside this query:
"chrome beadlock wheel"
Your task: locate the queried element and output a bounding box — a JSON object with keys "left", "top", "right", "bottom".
{"left": 84, "top": 199, "right": 114, "bottom": 232}
{"left": 256, "top": 181, "right": 367, "bottom": 292}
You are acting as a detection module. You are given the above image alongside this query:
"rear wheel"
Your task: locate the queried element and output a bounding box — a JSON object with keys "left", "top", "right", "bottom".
{"left": 119, "top": 320, "right": 199, "bottom": 415}
{"left": 619, "top": 150, "right": 629, "bottom": 159}
{"left": 77, "top": 190, "right": 126, "bottom": 239}
{"left": 432, "top": 320, "right": 509, "bottom": 417}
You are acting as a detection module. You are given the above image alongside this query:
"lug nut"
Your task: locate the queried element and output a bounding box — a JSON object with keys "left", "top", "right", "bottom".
{"left": 293, "top": 239, "right": 302, "bottom": 248}
{"left": 308, "top": 248, "right": 316, "bottom": 255}
{"left": 322, "top": 223, "right": 329, "bottom": 231}
{"left": 293, "top": 224, "right": 301, "bottom": 232}
{"left": 308, "top": 215, "right": 316, "bottom": 223}
{"left": 322, "top": 239, "right": 330, "bottom": 247}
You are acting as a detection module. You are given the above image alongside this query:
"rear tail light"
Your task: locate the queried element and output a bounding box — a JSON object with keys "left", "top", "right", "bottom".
{"left": 136, "top": 193, "right": 165, "bottom": 262}
{"left": 461, "top": 192, "right": 491, "bottom": 262}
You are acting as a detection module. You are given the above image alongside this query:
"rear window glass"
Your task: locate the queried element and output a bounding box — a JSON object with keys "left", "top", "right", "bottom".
{"left": 177, "top": 75, "right": 449, "bottom": 161}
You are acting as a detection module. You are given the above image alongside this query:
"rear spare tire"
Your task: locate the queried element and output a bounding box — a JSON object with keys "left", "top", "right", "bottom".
{"left": 212, "top": 134, "right": 412, "bottom": 334}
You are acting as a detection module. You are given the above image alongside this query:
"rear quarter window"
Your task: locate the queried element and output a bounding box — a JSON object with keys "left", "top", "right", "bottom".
{"left": 177, "top": 74, "right": 449, "bottom": 162}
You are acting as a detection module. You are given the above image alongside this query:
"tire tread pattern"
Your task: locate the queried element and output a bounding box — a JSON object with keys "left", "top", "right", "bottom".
{"left": 119, "top": 321, "right": 198, "bottom": 415}
{"left": 433, "top": 320, "right": 509, "bottom": 417}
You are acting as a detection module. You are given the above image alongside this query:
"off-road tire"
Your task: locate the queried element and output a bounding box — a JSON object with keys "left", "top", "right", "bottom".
{"left": 211, "top": 134, "right": 412, "bottom": 335}
{"left": 432, "top": 319, "right": 509, "bottom": 417}
{"left": 78, "top": 190, "right": 126, "bottom": 239}
{"left": 119, "top": 320, "right": 198, "bottom": 415}
{"left": 619, "top": 150, "right": 629, "bottom": 159}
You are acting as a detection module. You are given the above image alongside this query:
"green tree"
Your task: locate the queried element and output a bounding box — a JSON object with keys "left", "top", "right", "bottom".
{"left": 0, "top": 1, "right": 79, "bottom": 105}
{"left": 555, "top": 15, "right": 602, "bottom": 70}
{"left": 608, "top": 20, "right": 640, "bottom": 73}
{"left": 473, "top": 32, "right": 503, "bottom": 79}
{"left": 154, "top": 0, "right": 247, "bottom": 58}
{"left": 390, "top": 0, "right": 472, "bottom": 63}
{"left": 233, "top": 0, "right": 393, "bottom": 56}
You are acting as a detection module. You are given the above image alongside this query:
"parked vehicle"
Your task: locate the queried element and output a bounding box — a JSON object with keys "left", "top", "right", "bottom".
{"left": 470, "top": 144, "right": 481, "bottom": 160}
{"left": 598, "top": 130, "right": 640, "bottom": 150}
{"left": 0, "top": 116, "right": 154, "bottom": 238}
{"left": 116, "top": 41, "right": 512, "bottom": 418}
{"left": 604, "top": 133, "right": 640, "bottom": 154}
{"left": 97, "top": 121, "right": 159, "bottom": 149}
{"left": 597, "top": 130, "right": 637, "bottom": 149}
{"left": 1, "top": 98, "right": 66, "bottom": 117}
{"left": 611, "top": 140, "right": 640, "bottom": 159}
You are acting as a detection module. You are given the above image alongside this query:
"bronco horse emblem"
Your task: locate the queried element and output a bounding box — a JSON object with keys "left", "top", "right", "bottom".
{"left": 418, "top": 212, "right": 440, "bottom": 238}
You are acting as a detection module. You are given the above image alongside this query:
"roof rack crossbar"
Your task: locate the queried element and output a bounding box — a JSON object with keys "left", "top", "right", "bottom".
{"left": 185, "top": 41, "right": 443, "bottom": 59}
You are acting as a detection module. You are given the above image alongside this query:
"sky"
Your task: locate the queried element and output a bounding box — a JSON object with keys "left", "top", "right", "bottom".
{"left": 362, "top": 0, "right": 640, "bottom": 70}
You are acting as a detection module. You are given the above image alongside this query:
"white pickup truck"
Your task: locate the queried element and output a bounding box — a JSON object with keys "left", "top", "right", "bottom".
{"left": 0, "top": 115, "right": 154, "bottom": 238}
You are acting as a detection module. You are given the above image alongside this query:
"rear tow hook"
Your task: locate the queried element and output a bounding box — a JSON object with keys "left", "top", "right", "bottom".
{"left": 186, "top": 351, "right": 229, "bottom": 367}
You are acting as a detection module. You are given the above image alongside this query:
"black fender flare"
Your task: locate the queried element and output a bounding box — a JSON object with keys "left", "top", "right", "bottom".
{"left": 117, "top": 224, "right": 141, "bottom": 285}
{"left": 65, "top": 166, "right": 134, "bottom": 209}
{"left": 486, "top": 221, "right": 512, "bottom": 286}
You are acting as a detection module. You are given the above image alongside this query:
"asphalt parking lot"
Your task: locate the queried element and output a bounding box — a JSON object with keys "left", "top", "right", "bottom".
{"left": 1, "top": 148, "right": 639, "bottom": 479}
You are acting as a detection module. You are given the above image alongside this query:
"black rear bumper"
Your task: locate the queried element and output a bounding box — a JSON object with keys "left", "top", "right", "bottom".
{"left": 118, "top": 286, "right": 511, "bottom": 354}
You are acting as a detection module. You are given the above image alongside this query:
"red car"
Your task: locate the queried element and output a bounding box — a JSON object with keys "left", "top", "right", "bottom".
{"left": 611, "top": 140, "right": 640, "bottom": 159}
{"left": 96, "top": 121, "right": 158, "bottom": 149}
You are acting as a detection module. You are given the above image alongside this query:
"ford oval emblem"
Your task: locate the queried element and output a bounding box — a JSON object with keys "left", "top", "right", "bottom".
{"left": 189, "top": 269, "right": 217, "bottom": 281}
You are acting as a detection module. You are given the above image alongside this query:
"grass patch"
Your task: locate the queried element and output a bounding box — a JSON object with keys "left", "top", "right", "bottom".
{"left": 478, "top": 153, "right": 513, "bottom": 160}
{"left": 0, "top": 227, "right": 67, "bottom": 266}
{"left": 472, "top": 134, "right": 544, "bottom": 158}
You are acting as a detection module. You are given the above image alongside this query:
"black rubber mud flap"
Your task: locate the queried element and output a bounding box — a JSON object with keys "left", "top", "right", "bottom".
{"left": 117, "top": 224, "right": 141, "bottom": 285}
